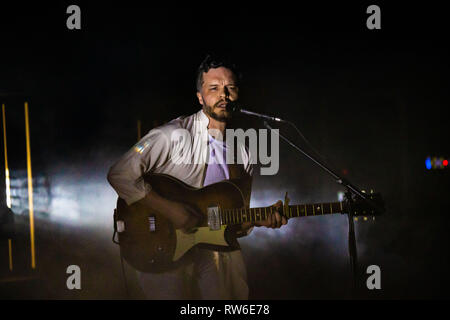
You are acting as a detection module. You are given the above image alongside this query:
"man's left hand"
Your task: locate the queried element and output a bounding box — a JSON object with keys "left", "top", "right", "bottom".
{"left": 240, "top": 200, "right": 287, "bottom": 232}
{"left": 254, "top": 200, "right": 287, "bottom": 228}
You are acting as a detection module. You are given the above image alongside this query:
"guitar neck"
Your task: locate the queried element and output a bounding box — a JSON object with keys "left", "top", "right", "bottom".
{"left": 220, "top": 202, "right": 346, "bottom": 225}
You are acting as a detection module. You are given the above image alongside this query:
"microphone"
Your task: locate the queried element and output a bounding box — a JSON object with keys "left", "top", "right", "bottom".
{"left": 228, "top": 101, "right": 287, "bottom": 123}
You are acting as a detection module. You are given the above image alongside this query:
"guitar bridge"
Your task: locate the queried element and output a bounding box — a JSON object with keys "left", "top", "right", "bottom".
{"left": 207, "top": 206, "right": 221, "bottom": 231}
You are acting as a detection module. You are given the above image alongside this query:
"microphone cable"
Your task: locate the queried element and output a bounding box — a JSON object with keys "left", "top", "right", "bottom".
{"left": 283, "top": 119, "right": 334, "bottom": 170}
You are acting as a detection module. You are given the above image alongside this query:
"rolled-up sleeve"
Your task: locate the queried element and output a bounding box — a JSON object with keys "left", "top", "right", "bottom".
{"left": 107, "top": 128, "right": 171, "bottom": 205}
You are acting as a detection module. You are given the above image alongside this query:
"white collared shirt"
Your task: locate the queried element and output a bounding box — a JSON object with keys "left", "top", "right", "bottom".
{"left": 107, "top": 109, "right": 253, "bottom": 206}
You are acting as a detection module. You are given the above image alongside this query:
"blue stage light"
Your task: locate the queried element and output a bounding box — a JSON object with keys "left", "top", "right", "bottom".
{"left": 425, "top": 157, "right": 432, "bottom": 170}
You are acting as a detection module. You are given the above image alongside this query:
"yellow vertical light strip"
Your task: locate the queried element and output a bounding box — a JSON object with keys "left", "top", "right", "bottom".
{"left": 8, "top": 238, "right": 13, "bottom": 271}
{"left": 5, "top": 169, "right": 11, "bottom": 208}
{"left": 137, "top": 120, "right": 141, "bottom": 141}
{"left": 2, "top": 104, "right": 11, "bottom": 208}
{"left": 25, "top": 102, "right": 36, "bottom": 269}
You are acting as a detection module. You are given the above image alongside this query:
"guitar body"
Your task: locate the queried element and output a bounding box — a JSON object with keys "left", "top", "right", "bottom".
{"left": 115, "top": 174, "right": 246, "bottom": 273}
{"left": 115, "top": 173, "right": 385, "bottom": 274}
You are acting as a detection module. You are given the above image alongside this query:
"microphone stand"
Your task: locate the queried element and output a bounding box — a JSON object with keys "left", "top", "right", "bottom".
{"left": 263, "top": 121, "right": 379, "bottom": 297}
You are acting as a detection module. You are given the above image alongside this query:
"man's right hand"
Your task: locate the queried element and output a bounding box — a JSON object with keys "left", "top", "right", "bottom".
{"left": 168, "top": 201, "right": 203, "bottom": 231}
{"left": 138, "top": 190, "right": 203, "bottom": 232}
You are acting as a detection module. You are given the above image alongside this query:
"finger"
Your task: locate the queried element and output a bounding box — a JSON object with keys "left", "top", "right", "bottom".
{"left": 271, "top": 213, "right": 278, "bottom": 228}
{"left": 275, "top": 212, "right": 282, "bottom": 228}
{"left": 281, "top": 216, "right": 287, "bottom": 225}
{"left": 259, "top": 213, "right": 269, "bottom": 228}
{"left": 187, "top": 209, "right": 200, "bottom": 223}
{"left": 274, "top": 200, "right": 282, "bottom": 209}
{"left": 268, "top": 213, "right": 273, "bottom": 228}
{"left": 190, "top": 207, "right": 203, "bottom": 219}
{"left": 267, "top": 214, "right": 272, "bottom": 228}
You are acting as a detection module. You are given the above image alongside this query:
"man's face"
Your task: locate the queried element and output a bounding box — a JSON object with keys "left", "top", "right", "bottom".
{"left": 196, "top": 67, "right": 239, "bottom": 122}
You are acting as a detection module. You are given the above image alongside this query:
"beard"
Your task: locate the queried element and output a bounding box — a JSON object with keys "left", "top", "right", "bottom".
{"left": 203, "top": 100, "right": 233, "bottom": 122}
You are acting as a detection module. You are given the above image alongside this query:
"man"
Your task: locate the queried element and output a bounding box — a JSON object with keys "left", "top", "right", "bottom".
{"left": 107, "top": 55, "right": 287, "bottom": 299}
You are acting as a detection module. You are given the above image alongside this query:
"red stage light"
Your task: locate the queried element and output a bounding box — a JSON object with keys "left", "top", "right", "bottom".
{"left": 444, "top": 160, "right": 448, "bottom": 167}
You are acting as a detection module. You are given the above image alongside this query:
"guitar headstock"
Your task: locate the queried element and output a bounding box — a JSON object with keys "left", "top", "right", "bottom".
{"left": 349, "top": 190, "right": 385, "bottom": 221}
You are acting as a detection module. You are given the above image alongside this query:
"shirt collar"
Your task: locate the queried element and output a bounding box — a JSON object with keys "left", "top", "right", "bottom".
{"left": 197, "top": 108, "right": 232, "bottom": 148}
{"left": 197, "top": 108, "right": 210, "bottom": 129}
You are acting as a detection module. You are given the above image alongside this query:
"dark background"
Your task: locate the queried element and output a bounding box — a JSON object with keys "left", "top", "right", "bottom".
{"left": 0, "top": 1, "right": 449, "bottom": 299}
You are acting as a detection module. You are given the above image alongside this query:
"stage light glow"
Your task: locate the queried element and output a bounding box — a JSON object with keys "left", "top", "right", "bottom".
{"left": 425, "top": 157, "right": 432, "bottom": 170}
{"left": 239, "top": 188, "right": 349, "bottom": 260}
{"left": 45, "top": 161, "right": 120, "bottom": 231}
{"left": 5, "top": 168, "right": 11, "bottom": 208}
{"left": 2, "top": 104, "right": 11, "bottom": 208}
{"left": 426, "top": 156, "right": 447, "bottom": 170}
{"left": 435, "top": 158, "right": 442, "bottom": 167}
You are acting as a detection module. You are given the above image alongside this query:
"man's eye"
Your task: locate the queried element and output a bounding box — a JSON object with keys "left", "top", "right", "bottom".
{"left": 210, "top": 87, "right": 217, "bottom": 91}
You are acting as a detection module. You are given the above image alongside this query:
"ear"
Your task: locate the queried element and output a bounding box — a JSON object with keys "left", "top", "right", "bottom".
{"left": 196, "top": 91, "right": 204, "bottom": 106}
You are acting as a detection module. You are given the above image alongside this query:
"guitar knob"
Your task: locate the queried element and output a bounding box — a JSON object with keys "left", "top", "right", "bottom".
{"left": 158, "top": 246, "right": 163, "bottom": 252}
{"left": 116, "top": 220, "right": 125, "bottom": 233}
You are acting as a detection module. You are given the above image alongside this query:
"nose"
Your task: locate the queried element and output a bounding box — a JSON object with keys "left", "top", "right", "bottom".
{"left": 220, "top": 86, "right": 230, "bottom": 99}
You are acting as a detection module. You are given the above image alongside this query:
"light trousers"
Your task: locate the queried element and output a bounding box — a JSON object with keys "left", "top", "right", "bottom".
{"left": 136, "top": 248, "right": 248, "bottom": 300}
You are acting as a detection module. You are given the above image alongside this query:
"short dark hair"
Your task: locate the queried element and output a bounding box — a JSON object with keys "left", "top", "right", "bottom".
{"left": 196, "top": 54, "right": 242, "bottom": 92}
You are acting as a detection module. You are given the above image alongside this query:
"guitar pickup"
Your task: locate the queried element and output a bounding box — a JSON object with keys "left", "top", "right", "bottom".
{"left": 207, "top": 206, "right": 221, "bottom": 231}
{"left": 116, "top": 220, "right": 125, "bottom": 233}
{"left": 148, "top": 216, "right": 156, "bottom": 232}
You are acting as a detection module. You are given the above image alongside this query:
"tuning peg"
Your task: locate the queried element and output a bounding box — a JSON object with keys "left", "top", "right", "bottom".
{"left": 362, "top": 190, "right": 366, "bottom": 194}
{"left": 284, "top": 191, "right": 290, "bottom": 207}
{"left": 370, "top": 189, "right": 374, "bottom": 194}
{"left": 363, "top": 216, "right": 368, "bottom": 221}
{"left": 372, "top": 216, "right": 376, "bottom": 221}
{"left": 354, "top": 217, "right": 358, "bottom": 221}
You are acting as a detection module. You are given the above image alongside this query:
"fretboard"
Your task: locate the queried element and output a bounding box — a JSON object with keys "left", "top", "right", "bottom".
{"left": 220, "top": 202, "right": 346, "bottom": 225}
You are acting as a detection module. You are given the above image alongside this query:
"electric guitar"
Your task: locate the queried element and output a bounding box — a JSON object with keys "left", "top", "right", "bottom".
{"left": 113, "top": 173, "right": 384, "bottom": 273}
